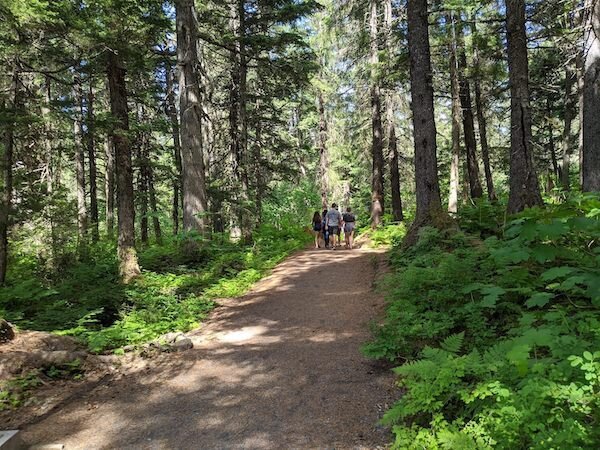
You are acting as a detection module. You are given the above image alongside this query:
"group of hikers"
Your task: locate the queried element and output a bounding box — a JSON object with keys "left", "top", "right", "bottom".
{"left": 311, "top": 203, "right": 356, "bottom": 250}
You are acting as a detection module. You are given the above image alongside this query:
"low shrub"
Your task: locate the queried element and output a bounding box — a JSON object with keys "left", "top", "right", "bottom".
{"left": 365, "top": 193, "right": 600, "bottom": 449}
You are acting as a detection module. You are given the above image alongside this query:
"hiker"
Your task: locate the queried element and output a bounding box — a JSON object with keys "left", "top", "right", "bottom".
{"left": 325, "top": 203, "right": 343, "bottom": 250}
{"left": 311, "top": 211, "right": 322, "bottom": 249}
{"left": 342, "top": 207, "right": 356, "bottom": 250}
{"left": 322, "top": 208, "right": 330, "bottom": 248}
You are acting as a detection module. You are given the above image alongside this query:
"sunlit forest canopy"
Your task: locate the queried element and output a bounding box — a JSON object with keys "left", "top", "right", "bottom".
{"left": 1, "top": 0, "right": 600, "bottom": 446}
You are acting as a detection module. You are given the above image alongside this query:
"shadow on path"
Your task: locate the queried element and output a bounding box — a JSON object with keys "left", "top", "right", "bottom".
{"left": 23, "top": 247, "right": 397, "bottom": 449}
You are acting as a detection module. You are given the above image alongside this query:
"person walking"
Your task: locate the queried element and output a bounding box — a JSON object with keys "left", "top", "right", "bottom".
{"left": 342, "top": 207, "right": 356, "bottom": 250}
{"left": 325, "top": 203, "right": 343, "bottom": 250}
{"left": 322, "top": 208, "right": 330, "bottom": 249}
{"left": 311, "top": 211, "right": 323, "bottom": 249}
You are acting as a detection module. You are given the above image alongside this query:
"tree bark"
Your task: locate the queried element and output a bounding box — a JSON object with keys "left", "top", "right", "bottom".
{"left": 370, "top": 0, "right": 385, "bottom": 228}
{"left": 385, "top": 0, "right": 403, "bottom": 222}
{"left": 447, "top": 12, "right": 461, "bottom": 214}
{"left": 87, "top": 79, "right": 99, "bottom": 243}
{"left": 578, "top": 49, "right": 584, "bottom": 188}
{"left": 547, "top": 110, "right": 559, "bottom": 181}
{"left": 407, "top": 0, "right": 442, "bottom": 228}
{"left": 176, "top": 0, "right": 209, "bottom": 233}
{"left": 229, "top": 0, "right": 252, "bottom": 241}
{"left": 137, "top": 119, "right": 149, "bottom": 245}
{"left": 317, "top": 90, "right": 329, "bottom": 209}
{"left": 165, "top": 67, "right": 182, "bottom": 235}
{"left": 238, "top": 0, "right": 251, "bottom": 240}
{"left": 0, "top": 70, "right": 17, "bottom": 284}
{"left": 470, "top": 20, "right": 497, "bottom": 201}
{"left": 104, "top": 135, "right": 115, "bottom": 236}
{"left": 74, "top": 73, "right": 88, "bottom": 251}
{"left": 456, "top": 25, "right": 483, "bottom": 200}
{"left": 388, "top": 111, "right": 403, "bottom": 222}
{"left": 107, "top": 51, "right": 140, "bottom": 283}
{"left": 561, "top": 63, "right": 575, "bottom": 190}
{"left": 147, "top": 159, "right": 162, "bottom": 243}
{"left": 506, "top": 0, "right": 543, "bottom": 213}
{"left": 254, "top": 99, "right": 264, "bottom": 224}
{"left": 42, "top": 76, "right": 58, "bottom": 263}
{"left": 583, "top": 0, "right": 600, "bottom": 191}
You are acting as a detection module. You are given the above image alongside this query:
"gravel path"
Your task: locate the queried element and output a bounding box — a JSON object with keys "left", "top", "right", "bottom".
{"left": 22, "top": 247, "right": 396, "bottom": 449}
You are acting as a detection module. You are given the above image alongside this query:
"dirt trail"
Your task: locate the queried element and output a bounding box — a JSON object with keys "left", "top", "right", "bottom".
{"left": 22, "top": 247, "right": 396, "bottom": 449}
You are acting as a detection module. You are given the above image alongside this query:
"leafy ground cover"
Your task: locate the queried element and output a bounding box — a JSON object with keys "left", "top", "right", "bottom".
{"left": 364, "top": 193, "right": 600, "bottom": 449}
{"left": 0, "top": 225, "right": 310, "bottom": 353}
{"left": 0, "top": 360, "right": 84, "bottom": 411}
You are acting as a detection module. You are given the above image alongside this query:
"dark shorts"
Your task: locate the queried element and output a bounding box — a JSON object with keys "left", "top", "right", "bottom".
{"left": 328, "top": 226, "right": 339, "bottom": 235}
{"left": 313, "top": 225, "right": 321, "bottom": 232}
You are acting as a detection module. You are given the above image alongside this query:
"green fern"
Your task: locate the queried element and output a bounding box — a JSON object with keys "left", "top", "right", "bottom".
{"left": 440, "top": 332, "right": 465, "bottom": 354}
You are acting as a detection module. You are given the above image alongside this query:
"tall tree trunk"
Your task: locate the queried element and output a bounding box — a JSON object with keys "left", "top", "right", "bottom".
{"left": 370, "top": 0, "right": 385, "bottom": 228}
{"left": 447, "top": 12, "right": 461, "bottom": 214}
{"left": 388, "top": 111, "right": 403, "bottom": 221}
{"left": 577, "top": 50, "right": 585, "bottom": 187}
{"left": 229, "top": 0, "right": 251, "bottom": 241}
{"left": 583, "top": 0, "right": 600, "bottom": 191}
{"left": 385, "top": 0, "right": 403, "bottom": 222}
{"left": 42, "top": 76, "right": 58, "bottom": 264}
{"left": 229, "top": 8, "right": 241, "bottom": 241}
{"left": 0, "top": 70, "right": 17, "bottom": 284}
{"left": 456, "top": 25, "right": 483, "bottom": 199}
{"left": 238, "top": 0, "right": 251, "bottom": 241}
{"left": 165, "top": 67, "right": 182, "bottom": 235}
{"left": 107, "top": 51, "right": 140, "bottom": 283}
{"left": 74, "top": 73, "right": 88, "bottom": 251}
{"left": 176, "top": 0, "right": 209, "bottom": 232}
{"left": 42, "top": 77, "right": 54, "bottom": 195}
{"left": 254, "top": 99, "right": 264, "bottom": 224}
{"left": 547, "top": 111, "right": 559, "bottom": 181}
{"left": 561, "top": 63, "right": 575, "bottom": 190}
{"left": 317, "top": 90, "right": 329, "bottom": 209}
{"left": 577, "top": 47, "right": 585, "bottom": 188}
{"left": 87, "top": 79, "right": 99, "bottom": 243}
{"left": 470, "top": 20, "right": 497, "bottom": 201}
{"left": 137, "top": 102, "right": 149, "bottom": 245}
{"left": 147, "top": 161, "right": 162, "bottom": 243}
{"left": 105, "top": 135, "right": 115, "bottom": 235}
{"left": 138, "top": 130, "right": 149, "bottom": 245}
{"left": 506, "top": 0, "right": 543, "bottom": 213}
{"left": 407, "top": 0, "right": 442, "bottom": 229}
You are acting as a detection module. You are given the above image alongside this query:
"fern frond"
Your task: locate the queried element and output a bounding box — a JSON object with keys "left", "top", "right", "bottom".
{"left": 441, "top": 332, "right": 465, "bottom": 354}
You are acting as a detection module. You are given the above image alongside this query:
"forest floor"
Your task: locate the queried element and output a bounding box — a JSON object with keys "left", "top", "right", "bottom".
{"left": 17, "top": 246, "right": 397, "bottom": 449}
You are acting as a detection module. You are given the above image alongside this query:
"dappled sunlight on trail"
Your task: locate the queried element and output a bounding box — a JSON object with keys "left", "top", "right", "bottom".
{"left": 22, "top": 247, "right": 396, "bottom": 449}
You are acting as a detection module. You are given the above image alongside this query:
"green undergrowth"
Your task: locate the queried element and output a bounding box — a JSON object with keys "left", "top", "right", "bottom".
{"left": 0, "top": 360, "right": 83, "bottom": 411}
{"left": 0, "top": 225, "right": 309, "bottom": 353}
{"left": 358, "top": 218, "right": 408, "bottom": 248}
{"left": 364, "top": 194, "right": 600, "bottom": 449}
